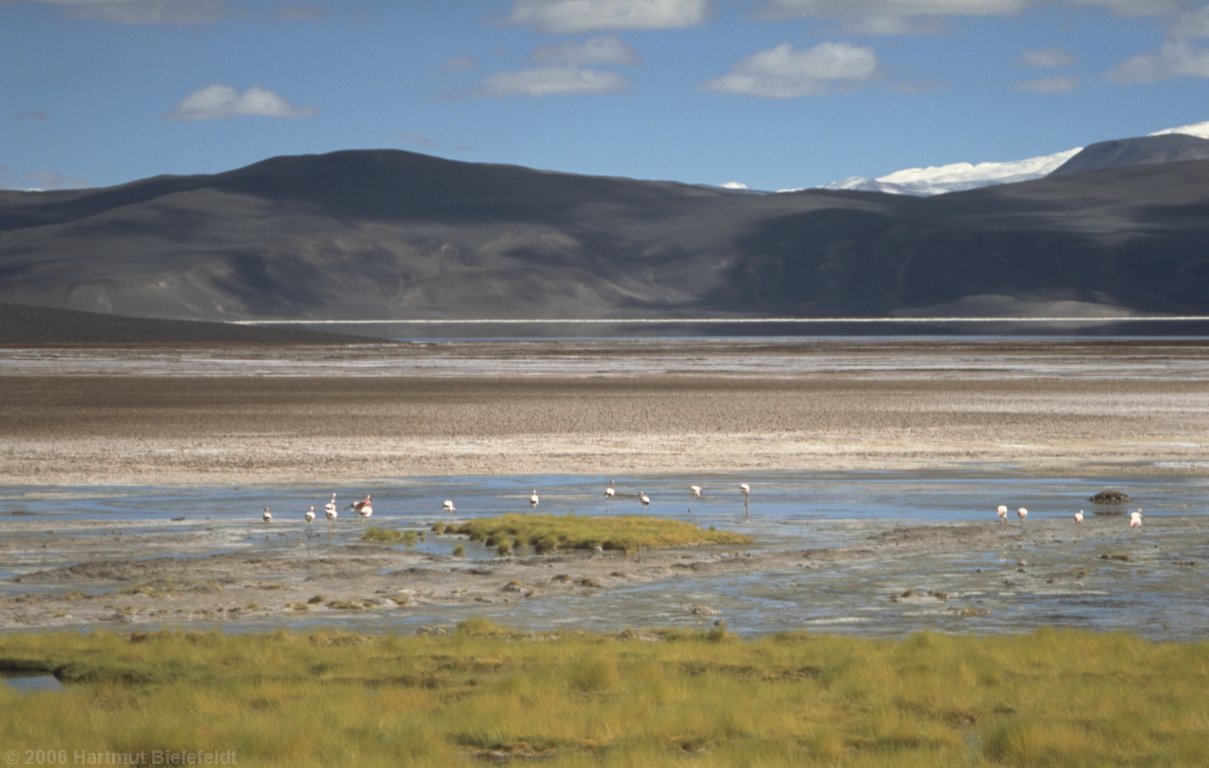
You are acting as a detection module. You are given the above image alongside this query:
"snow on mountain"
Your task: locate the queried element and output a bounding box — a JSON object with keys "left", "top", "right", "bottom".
{"left": 1151, "top": 119, "right": 1209, "bottom": 140}
{"left": 820, "top": 147, "right": 1081, "bottom": 196}
{"left": 817, "top": 119, "right": 1209, "bottom": 197}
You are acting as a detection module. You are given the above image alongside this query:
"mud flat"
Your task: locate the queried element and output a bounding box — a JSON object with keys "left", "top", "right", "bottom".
{"left": 3, "top": 337, "right": 1209, "bottom": 485}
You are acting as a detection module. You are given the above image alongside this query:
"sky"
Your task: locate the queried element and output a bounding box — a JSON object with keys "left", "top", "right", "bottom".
{"left": 3, "top": 0, "right": 1209, "bottom": 193}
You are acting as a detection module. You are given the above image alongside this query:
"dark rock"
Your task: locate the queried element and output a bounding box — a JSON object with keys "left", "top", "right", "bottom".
{"left": 1090, "top": 490, "right": 1131, "bottom": 504}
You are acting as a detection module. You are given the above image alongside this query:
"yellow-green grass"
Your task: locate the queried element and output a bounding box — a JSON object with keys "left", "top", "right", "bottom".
{"left": 441, "top": 514, "right": 753, "bottom": 554}
{"left": 1, "top": 626, "right": 1206, "bottom": 767}
{"left": 361, "top": 527, "right": 424, "bottom": 546}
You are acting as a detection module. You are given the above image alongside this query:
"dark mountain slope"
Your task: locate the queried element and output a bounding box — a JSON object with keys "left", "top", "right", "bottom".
{"left": 1049, "top": 134, "right": 1209, "bottom": 177}
{"left": 1, "top": 149, "right": 1207, "bottom": 323}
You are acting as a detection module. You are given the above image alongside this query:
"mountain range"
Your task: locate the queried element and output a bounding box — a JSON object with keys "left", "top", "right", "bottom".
{"left": 2, "top": 123, "right": 1209, "bottom": 330}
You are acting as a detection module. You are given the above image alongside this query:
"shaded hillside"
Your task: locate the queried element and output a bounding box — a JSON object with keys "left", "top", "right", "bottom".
{"left": 1049, "top": 134, "right": 1209, "bottom": 177}
{"left": 1, "top": 149, "right": 1208, "bottom": 323}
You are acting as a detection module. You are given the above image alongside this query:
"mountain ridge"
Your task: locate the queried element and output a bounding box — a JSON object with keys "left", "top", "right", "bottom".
{"left": 2, "top": 144, "right": 1208, "bottom": 328}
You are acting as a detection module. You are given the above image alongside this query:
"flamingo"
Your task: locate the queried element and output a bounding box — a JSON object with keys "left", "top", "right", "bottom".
{"left": 529, "top": 489, "right": 540, "bottom": 509}
{"left": 604, "top": 479, "right": 616, "bottom": 499}
{"left": 304, "top": 505, "right": 315, "bottom": 524}
{"left": 1074, "top": 509, "right": 1084, "bottom": 524}
{"left": 1017, "top": 506, "right": 1028, "bottom": 523}
{"left": 324, "top": 494, "right": 338, "bottom": 531}
{"left": 443, "top": 499, "right": 456, "bottom": 514}
{"left": 262, "top": 506, "right": 272, "bottom": 523}
{"left": 739, "top": 483, "right": 750, "bottom": 497}
{"left": 689, "top": 485, "right": 703, "bottom": 499}
{"left": 1130, "top": 509, "right": 1143, "bottom": 530}
{"left": 639, "top": 490, "right": 651, "bottom": 507}
{"left": 997, "top": 504, "right": 1008, "bottom": 523}
{"left": 347, "top": 494, "right": 373, "bottom": 523}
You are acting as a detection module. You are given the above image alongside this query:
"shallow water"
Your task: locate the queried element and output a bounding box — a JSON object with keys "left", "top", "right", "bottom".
{"left": 2, "top": 471, "right": 1206, "bottom": 640}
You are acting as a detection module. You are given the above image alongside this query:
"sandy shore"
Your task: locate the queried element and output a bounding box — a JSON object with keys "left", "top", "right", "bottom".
{"left": 3, "top": 340, "right": 1209, "bottom": 485}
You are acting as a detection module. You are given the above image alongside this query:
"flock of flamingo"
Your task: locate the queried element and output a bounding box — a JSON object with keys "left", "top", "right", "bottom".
{"left": 996, "top": 503, "right": 1144, "bottom": 529}
{"left": 258, "top": 480, "right": 755, "bottom": 528}
{"left": 260, "top": 483, "right": 1145, "bottom": 532}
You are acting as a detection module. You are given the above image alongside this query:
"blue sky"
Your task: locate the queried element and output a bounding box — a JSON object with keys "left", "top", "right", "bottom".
{"left": 3, "top": 0, "right": 1208, "bottom": 192}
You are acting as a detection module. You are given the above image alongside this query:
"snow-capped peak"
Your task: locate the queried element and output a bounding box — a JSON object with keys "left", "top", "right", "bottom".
{"left": 820, "top": 147, "right": 1081, "bottom": 196}
{"left": 817, "top": 118, "right": 1206, "bottom": 197}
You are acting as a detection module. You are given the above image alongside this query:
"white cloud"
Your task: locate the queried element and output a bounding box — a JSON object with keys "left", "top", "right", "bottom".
{"left": 32, "top": 0, "right": 230, "bottom": 25}
{"left": 1019, "top": 47, "right": 1075, "bottom": 69}
{"left": 480, "top": 66, "right": 628, "bottom": 97}
{"left": 166, "top": 85, "right": 316, "bottom": 120}
{"left": 720, "top": 181, "right": 750, "bottom": 190}
{"left": 531, "top": 35, "right": 640, "bottom": 65}
{"left": 509, "top": 0, "right": 710, "bottom": 33}
{"left": 1014, "top": 74, "right": 1081, "bottom": 92}
{"left": 703, "top": 42, "right": 878, "bottom": 98}
{"left": 1108, "top": 39, "right": 1209, "bottom": 82}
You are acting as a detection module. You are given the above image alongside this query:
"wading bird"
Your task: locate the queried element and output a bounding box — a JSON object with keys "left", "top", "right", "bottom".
{"left": 639, "top": 490, "right": 651, "bottom": 507}
{"left": 739, "top": 483, "right": 750, "bottom": 497}
{"left": 325, "top": 494, "right": 338, "bottom": 531}
{"left": 1130, "top": 509, "right": 1143, "bottom": 530}
{"left": 1074, "top": 509, "right": 1084, "bottom": 524}
{"left": 997, "top": 504, "right": 1008, "bottom": 523}
{"left": 262, "top": 506, "right": 272, "bottom": 523}
{"left": 1017, "top": 506, "right": 1028, "bottom": 523}
{"left": 348, "top": 495, "right": 373, "bottom": 522}
{"left": 443, "top": 499, "right": 456, "bottom": 513}
{"left": 304, "top": 505, "right": 315, "bottom": 524}
{"left": 689, "top": 485, "right": 703, "bottom": 499}
{"left": 529, "top": 489, "right": 540, "bottom": 508}
{"left": 604, "top": 479, "right": 616, "bottom": 500}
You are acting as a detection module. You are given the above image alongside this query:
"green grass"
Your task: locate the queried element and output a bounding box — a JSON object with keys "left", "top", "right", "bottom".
{"left": 0, "top": 626, "right": 1206, "bottom": 766}
{"left": 361, "top": 527, "right": 423, "bottom": 546}
{"left": 443, "top": 514, "right": 753, "bottom": 555}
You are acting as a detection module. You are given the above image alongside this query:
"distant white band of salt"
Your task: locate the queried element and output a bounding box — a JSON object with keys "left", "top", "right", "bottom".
{"left": 231, "top": 316, "right": 1209, "bottom": 326}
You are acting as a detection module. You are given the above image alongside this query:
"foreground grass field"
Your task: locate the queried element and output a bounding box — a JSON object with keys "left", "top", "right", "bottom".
{"left": 1, "top": 624, "right": 1206, "bottom": 766}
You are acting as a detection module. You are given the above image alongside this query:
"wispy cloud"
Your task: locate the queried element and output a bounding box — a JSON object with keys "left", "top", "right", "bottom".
{"left": 480, "top": 66, "right": 627, "bottom": 97}
{"left": 0, "top": 165, "right": 90, "bottom": 190}
{"left": 166, "top": 85, "right": 316, "bottom": 120}
{"left": 1108, "top": 39, "right": 1209, "bottom": 83}
{"left": 1019, "top": 47, "right": 1075, "bottom": 69}
{"left": 30, "top": 0, "right": 230, "bottom": 25}
{"left": 757, "top": 0, "right": 1192, "bottom": 34}
{"left": 270, "top": 3, "right": 326, "bottom": 22}
{"left": 703, "top": 42, "right": 878, "bottom": 98}
{"left": 1014, "top": 74, "right": 1081, "bottom": 92}
{"left": 509, "top": 0, "right": 710, "bottom": 33}
{"left": 531, "top": 35, "right": 640, "bottom": 65}
{"left": 757, "top": 0, "right": 1027, "bottom": 34}
{"left": 7, "top": 109, "right": 50, "bottom": 122}
{"left": 1169, "top": 4, "right": 1209, "bottom": 37}
{"left": 444, "top": 56, "right": 481, "bottom": 74}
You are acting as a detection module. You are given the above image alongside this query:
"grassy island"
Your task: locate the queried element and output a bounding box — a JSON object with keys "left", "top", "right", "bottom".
{"left": 437, "top": 514, "right": 754, "bottom": 554}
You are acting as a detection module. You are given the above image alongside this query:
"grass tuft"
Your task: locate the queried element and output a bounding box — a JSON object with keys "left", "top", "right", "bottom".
{"left": 448, "top": 514, "right": 752, "bottom": 555}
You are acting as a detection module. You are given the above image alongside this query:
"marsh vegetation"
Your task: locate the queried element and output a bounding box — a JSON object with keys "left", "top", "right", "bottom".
{"left": 439, "top": 514, "right": 754, "bottom": 555}
{"left": 1, "top": 626, "right": 1206, "bottom": 766}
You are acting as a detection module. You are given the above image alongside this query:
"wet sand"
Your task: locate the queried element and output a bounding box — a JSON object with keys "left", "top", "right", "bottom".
{"left": 2, "top": 337, "right": 1208, "bottom": 634}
